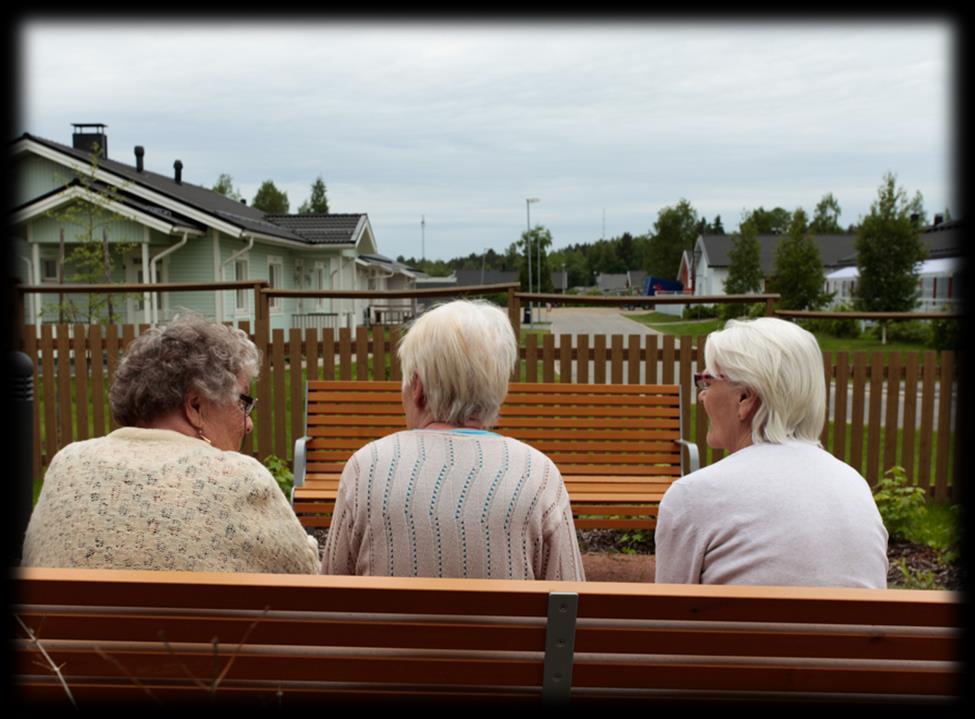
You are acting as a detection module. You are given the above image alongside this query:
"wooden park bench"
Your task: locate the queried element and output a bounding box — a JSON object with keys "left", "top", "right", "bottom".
{"left": 13, "top": 567, "right": 960, "bottom": 706}
{"left": 291, "top": 380, "right": 699, "bottom": 530}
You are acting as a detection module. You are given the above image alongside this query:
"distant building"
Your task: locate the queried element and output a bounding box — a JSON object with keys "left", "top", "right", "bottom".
{"left": 679, "top": 233, "right": 856, "bottom": 298}
{"left": 824, "top": 219, "right": 964, "bottom": 311}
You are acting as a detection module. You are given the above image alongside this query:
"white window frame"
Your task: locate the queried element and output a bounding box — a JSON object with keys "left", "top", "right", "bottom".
{"left": 314, "top": 261, "right": 327, "bottom": 309}
{"left": 126, "top": 256, "right": 167, "bottom": 321}
{"left": 235, "top": 258, "right": 250, "bottom": 314}
{"left": 268, "top": 256, "right": 284, "bottom": 313}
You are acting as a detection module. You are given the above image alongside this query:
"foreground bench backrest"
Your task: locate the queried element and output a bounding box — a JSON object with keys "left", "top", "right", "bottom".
{"left": 13, "top": 567, "right": 960, "bottom": 706}
{"left": 293, "top": 380, "right": 699, "bottom": 529}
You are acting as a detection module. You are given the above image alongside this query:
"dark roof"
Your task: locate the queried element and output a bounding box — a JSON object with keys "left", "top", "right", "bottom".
{"left": 16, "top": 132, "right": 307, "bottom": 243}
{"left": 453, "top": 269, "right": 519, "bottom": 286}
{"left": 699, "top": 233, "right": 857, "bottom": 274}
{"left": 830, "top": 220, "right": 964, "bottom": 266}
{"left": 13, "top": 178, "right": 207, "bottom": 234}
{"left": 921, "top": 220, "right": 963, "bottom": 260}
{"left": 263, "top": 213, "right": 363, "bottom": 246}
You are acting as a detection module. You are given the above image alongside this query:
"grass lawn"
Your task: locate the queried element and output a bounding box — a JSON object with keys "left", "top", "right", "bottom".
{"left": 628, "top": 311, "right": 933, "bottom": 357}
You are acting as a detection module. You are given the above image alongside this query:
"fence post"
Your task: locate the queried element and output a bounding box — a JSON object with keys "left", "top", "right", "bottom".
{"left": 254, "top": 282, "right": 272, "bottom": 461}
{"left": 10, "top": 351, "right": 34, "bottom": 563}
{"left": 508, "top": 288, "right": 521, "bottom": 338}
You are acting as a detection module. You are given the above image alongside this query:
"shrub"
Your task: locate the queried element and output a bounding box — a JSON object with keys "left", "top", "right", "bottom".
{"left": 929, "top": 316, "right": 960, "bottom": 351}
{"left": 263, "top": 455, "right": 294, "bottom": 498}
{"left": 798, "top": 302, "right": 861, "bottom": 338}
{"left": 871, "top": 320, "right": 932, "bottom": 345}
{"left": 872, "top": 466, "right": 927, "bottom": 541}
{"left": 682, "top": 304, "right": 718, "bottom": 320}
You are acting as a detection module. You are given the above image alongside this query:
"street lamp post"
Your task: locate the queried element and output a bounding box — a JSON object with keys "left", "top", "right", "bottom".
{"left": 525, "top": 197, "right": 540, "bottom": 324}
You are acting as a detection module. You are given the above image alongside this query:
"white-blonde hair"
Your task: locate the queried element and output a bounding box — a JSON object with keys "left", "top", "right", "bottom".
{"left": 705, "top": 317, "right": 825, "bottom": 446}
{"left": 398, "top": 299, "right": 517, "bottom": 427}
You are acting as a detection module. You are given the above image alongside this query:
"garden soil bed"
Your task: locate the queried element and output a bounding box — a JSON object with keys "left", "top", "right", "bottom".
{"left": 313, "top": 528, "right": 962, "bottom": 589}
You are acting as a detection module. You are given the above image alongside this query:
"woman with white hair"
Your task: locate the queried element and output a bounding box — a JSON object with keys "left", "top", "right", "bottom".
{"left": 22, "top": 314, "right": 320, "bottom": 574}
{"left": 654, "top": 317, "right": 888, "bottom": 588}
{"left": 322, "top": 299, "right": 585, "bottom": 581}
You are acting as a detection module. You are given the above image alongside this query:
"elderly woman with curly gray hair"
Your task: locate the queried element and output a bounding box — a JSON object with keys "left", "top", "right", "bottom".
{"left": 22, "top": 314, "right": 319, "bottom": 574}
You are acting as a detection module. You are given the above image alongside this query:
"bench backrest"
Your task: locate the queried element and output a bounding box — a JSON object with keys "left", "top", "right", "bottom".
{"left": 303, "top": 380, "right": 685, "bottom": 478}
{"left": 14, "top": 567, "right": 960, "bottom": 705}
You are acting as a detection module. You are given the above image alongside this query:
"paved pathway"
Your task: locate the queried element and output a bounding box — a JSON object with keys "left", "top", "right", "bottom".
{"left": 529, "top": 306, "right": 661, "bottom": 338}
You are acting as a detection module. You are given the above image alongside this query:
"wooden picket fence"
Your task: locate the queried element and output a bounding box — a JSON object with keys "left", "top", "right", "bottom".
{"left": 20, "top": 322, "right": 960, "bottom": 501}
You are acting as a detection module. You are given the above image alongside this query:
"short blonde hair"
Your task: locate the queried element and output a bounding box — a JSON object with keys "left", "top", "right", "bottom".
{"left": 398, "top": 299, "right": 517, "bottom": 427}
{"left": 705, "top": 317, "right": 825, "bottom": 445}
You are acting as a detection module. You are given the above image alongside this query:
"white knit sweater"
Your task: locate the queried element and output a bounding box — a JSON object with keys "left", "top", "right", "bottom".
{"left": 321, "top": 429, "right": 586, "bottom": 580}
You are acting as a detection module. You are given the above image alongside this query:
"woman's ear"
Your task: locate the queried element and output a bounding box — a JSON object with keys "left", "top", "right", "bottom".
{"left": 738, "top": 389, "right": 760, "bottom": 422}
{"left": 411, "top": 374, "right": 427, "bottom": 409}
{"left": 183, "top": 388, "right": 205, "bottom": 431}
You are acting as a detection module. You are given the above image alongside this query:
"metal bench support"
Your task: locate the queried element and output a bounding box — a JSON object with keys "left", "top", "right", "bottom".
{"left": 542, "top": 591, "right": 578, "bottom": 704}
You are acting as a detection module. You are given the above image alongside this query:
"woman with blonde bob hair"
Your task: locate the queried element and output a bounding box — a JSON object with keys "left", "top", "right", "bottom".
{"left": 322, "top": 299, "right": 585, "bottom": 581}
{"left": 654, "top": 317, "right": 888, "bottom": 588}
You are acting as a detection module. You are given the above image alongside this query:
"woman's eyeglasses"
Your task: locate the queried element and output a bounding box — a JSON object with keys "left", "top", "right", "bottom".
{"left": 693, "top": 372, "right": 727, "bottom": 392}
{"left": 239, "top": 393, "right": 258, "bottom": 416}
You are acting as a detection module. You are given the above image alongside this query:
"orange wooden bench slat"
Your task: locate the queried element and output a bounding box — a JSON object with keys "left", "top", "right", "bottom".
{"left": 13, "top": 567, "right": 961, "bottom": 705}
{"left": 294, "top": 381, "right": 692, "bottom": 530}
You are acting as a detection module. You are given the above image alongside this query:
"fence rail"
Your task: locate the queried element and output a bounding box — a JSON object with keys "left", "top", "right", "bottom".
{"left": 21, "top": 322, "right": 959, "bottom": 501}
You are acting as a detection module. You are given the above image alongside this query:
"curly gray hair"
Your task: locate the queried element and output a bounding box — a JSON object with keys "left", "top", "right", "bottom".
{"left": 109, "top": 313, "right": 261, "bottom": 427}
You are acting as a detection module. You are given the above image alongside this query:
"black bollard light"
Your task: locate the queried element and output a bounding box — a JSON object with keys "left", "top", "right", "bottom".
{"left": 10, "top": 351, "right": 34, "bottom": 563}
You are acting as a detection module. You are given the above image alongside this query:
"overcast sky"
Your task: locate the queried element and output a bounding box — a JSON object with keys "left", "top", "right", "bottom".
{"left": 18, "top": 19, "right": 956, "bottom": 262}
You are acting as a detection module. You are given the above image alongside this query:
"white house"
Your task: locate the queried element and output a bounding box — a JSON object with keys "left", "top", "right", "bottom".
{"left": 678, "top": 233, "right": 856, "bottom": 298}
{"left": 824, "top": 220, "right": 964, "bottom": 311}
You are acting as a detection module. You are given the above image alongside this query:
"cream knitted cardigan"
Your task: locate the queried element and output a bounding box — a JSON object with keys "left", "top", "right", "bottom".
{"left": 22, "top": 427, "right": 320, "bottom": 574}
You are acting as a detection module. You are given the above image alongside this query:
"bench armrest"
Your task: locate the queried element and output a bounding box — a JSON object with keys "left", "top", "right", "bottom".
{"left": 292, "top": 435, "right": 310, "bottom": 505}
{"left": 676, "top": 438, "right": 700, "bottom": 475}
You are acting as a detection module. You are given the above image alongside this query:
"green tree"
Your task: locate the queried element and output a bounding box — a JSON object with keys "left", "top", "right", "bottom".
{"left": 711, "top": 215, "right": 725, "bottom": 235}
{"left": 252, "top": 180, "right": 290, "bottom": 213}
{"left": 298, "top": 175, "right": 329, "bottom": 214}
{"left": 647, "top": 199, "right": 698, "bottom": 280}
{"left": 212, "top": 173, "right": 243, "bottom": 202}
{"left": 725, "top": 219, "right": 764, "bottom": 295}
{"left": 854, "top": 173, "right": 928, "bottom": 312}
{"left": 720, "top": 218, "right": 764, "bottom": 320}
{"left": 46, "top": 143, "right": 139, "bottom": 323}
{"left": 772, "top": 208, "right": 829, "bottom": 310}
{"left": 742, "top": 206, "right": 791, "bottom": 235}
{"left": 518, "top": 225, "right": 554, "bottom": 292}
{"left": 810, "top": 192, "right": 843, "bottom": 234}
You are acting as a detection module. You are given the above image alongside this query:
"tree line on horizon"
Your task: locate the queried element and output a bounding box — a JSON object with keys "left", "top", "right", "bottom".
{"left": 210, "top": 169, "right": 947, "bottom": 316}
{"left": 398, "top": 175, "right": 945, "bottom": 315}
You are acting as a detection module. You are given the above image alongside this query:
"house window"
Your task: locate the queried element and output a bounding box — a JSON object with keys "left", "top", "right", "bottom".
{"left": 235, "top": 259, "right": 249, "bottom": 311}
{"left": 41, "top": 258, "right": 59, "bottom": 283}
{"left": 268, "top": 257, "right": 283, "bottom": 311}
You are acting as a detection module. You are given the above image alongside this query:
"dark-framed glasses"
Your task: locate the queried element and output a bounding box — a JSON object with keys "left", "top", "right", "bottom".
{"left": 693, "top": 371, "right": 726, "bottom": 392}
{"left": 239, "top": 393, "right": 258, "bottom": 416}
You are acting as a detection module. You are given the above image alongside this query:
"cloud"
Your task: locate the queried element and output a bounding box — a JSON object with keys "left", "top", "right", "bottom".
{"left": 19, "top": 20, "right": 953, "bottom": 260}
